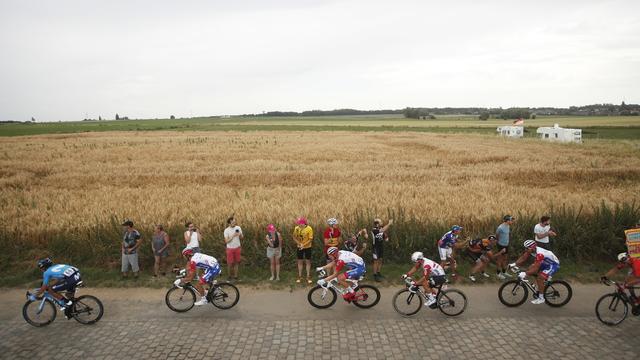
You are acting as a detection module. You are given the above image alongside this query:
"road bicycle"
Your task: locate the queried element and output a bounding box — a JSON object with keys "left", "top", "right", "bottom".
{"left": 165, "top": 269, "right": 240, "bottom": 312}
{"left": 392, "top": 276, "right": 467, "bottom": 317}
{"left": 23, "top": 285, "right": 104, "bottom": 327}
{"left": 307, "top": 271, "right": 380, "bottom": 309}
{"left": 498, "top": 266, "right": 572, "bottom": 307}
{"left": 595, "top": 278, "right": 640, "bottom": 326}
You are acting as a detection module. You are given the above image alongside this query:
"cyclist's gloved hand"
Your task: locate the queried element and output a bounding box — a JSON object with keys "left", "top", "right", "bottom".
{"left": 173, "top": 279, "right": 183, "bottom": 288}
{"left": 401, "top": 274, "right": 408, "bottom": 279}
{"left": 600, "top": 276, "right": 608, "bottom": 283}
{"left": 317, "top": 279, "right": 326, "bottom": 286}
{"left": 28, "top": 293, "right": 37, "bottom": 301}
{"left": 508, "top": 262, "right": 516, "bottom": 268}
{"left": 518, "top": 272, "right": 527, "bottom": 280}
{"left": 316, "top": 267, "right": 324, "bottom": 272}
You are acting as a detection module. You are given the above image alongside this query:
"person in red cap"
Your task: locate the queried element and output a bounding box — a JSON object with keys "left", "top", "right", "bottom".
{"left": 265, "top": 224, "right": 282, "bottom": 281}
{"left": 293, "top": 217, "right": 314, "bottom": 284}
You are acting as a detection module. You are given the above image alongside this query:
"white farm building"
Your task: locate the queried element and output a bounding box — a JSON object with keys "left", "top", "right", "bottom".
{"left": 496, "top": 125, "right": 524, "bottom": 138}
{"left": 536, "top": 124, "right": 582, "bottom": 143}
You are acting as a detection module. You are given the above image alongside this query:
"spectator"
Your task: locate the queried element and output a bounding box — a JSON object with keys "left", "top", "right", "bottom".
{"left": 371, "top": 218, "right": 393, "bottom": 282}
{"left": 223, "top": 216, "right": 243, "bottom": 282}
{"left": 323, "top": 218, "right": 342, "bottom": 274}
{"left": 265, "top": 224, "right": 282, "bottom": 281}
{"left": 151, "top": 224, "right": 170, "bottom": 277}
{"left": 344, "top": 229, "right": 368, "bottom": 257}
{"left": 121, "top": 220, "right": 142, "bottom": 279}
{"left": 495, "top": 215, "right": 515, "bottom": 280}
{"left": 293, "top": 217, "right": 314, "bottom": 284}
{"left": 184, "top": 222, "right": 201, "bottom": 253}
{"left": 534, "top": 216, "right": 556, "bottom": 250}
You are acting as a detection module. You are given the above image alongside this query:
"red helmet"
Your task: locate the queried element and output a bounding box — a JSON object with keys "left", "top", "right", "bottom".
{"left": 182, "top": 248, "right": 194, "bottom": 257}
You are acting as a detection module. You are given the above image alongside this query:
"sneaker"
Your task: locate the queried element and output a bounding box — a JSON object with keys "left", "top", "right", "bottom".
{"left": 269, "top": 275, "right": 274, "bottom": 281}
{"left": 497, "top": 273, "right": 506, "bottom": 280}
{"left": 307, "top": 278, "right": 312, "bottom": 284}
{"left": 425, "top": 295, "right": 437, "bottom": 307}
{"left": 194, "top": 297, "right": 209, "bottom": 306}
{"left": 342, "top": 292, "right": 355, "bottom": 302}
{"left": 276, "top": 276, "right": 280, "bottom": 281}
{"left": 481, "top": 272, "right": 490, "bottom": 278}
{"left": 296, "top": 278, "right": 302, "bottom": 283}
{"left": 469, "top": 275, "right": 477, "bottom": 282}
{"left": 531, "top": 296, "right": 545, "bottom": 305}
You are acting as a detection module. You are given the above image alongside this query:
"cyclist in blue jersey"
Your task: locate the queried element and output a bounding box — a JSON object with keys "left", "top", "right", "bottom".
{"left": 33, "top": 258, "right": 82, "bottom": 317}
{"left": 316, "top": 247, "right": 366, "bottom": 302}
{"left": 437, "top": 225, "right": 463, "bottom": 278}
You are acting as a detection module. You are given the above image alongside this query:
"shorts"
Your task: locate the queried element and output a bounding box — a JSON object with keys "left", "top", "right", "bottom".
{"left": 199, "top": 264, "right": 221, "bottom": 284}
{"left": 154, "top": 249, "right": 169, "bottom": 257}
{"left": 539, "top": 261, "right": 559, "bottom": 280}
{"left": 496, "top": 244, "right": 509, "bottom": 255}
{"left": 429, "top": 275, "right": 447, "bottom": 287}
{"left": 438, "top": 247, "right": 453, "bottom": 261}
{"left": 51, "top": 273, "right": 82, "bottom": 293}
{"left": 345, "top": 265, "right": 365, "bottom": 280}
{"left": 226, "top": 247, "right": 242, "bottom": 265}
{"left": 297, "top": 247, "right": 312, "bottom": 260}
{"left": 267, "top": 247, "right": 282, "bottom": 259}
{"left": 372, "top": 244, "right": 384, "bottom": 260}
{"left": 122, "top": 253, "right": 140, "bottom": 272}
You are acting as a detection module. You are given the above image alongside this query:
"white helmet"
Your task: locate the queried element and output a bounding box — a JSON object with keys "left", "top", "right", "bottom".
{"left": 411, "top": 251, "right": 424, "bottom": 263}
{"left": 327, "top": 247, "right": 339, "bottom": 256}
{"left": 618, "top": 252, "right": 629, "bottom": 262}
{"left": 523, "top": 240, "right": 536, "bottom": 249}
{"left": 327, "top": 218, "right": 338, "bottom": 226}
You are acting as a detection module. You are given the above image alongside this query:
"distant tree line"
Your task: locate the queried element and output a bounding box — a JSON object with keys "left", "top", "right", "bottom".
{"left": 243, "top": 109, "right": 404, "bottom": 117}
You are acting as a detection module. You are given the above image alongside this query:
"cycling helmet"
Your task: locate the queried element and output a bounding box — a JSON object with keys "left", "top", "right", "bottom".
{"left": 487, "top": 235, "right": 497, "bottom": 241}
{"left": 618, "top": 252, "right": 629, "bottom": 262}
{"left": 411, "top": 251, "right": 424, "bottom": 263}
{"left": 451, "top": 225, "right": 463, "bottom": 232}
{"left": 37, "top": 258, "right": 53, "bottom": 270}
{"left": 181, "top": 248, "right": 194, "bottom": 257}
{"left": 327, "top": 218, "right": 338, "bottom": 226}
{"left": 296, "top": 217, "right": 307, "bottom": 225}
{"left": 523, "top": 240, "right": 536, "bottom": 249}
{"left": 327, "top": 247, "right": 339, "bottom": 256}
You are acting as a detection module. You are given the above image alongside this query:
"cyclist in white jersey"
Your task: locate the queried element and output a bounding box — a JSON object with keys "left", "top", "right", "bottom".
{"left": 175, "top": 248, "right": 221, "bottom": 306}
{"left": 402, "top": 252, "right": 446, "bottom": 307}
{"left": 316, "top": 247, "right": 366, "bottom": 302}
{"left": 510, "top": 240, "right": 561, "bottom": 304}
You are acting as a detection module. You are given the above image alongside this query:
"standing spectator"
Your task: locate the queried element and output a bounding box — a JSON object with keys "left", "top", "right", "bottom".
{"left": 184, "top": 222, "right": 201, "bottom": 253}
{"left": 151, "top": 224, "right": 170, "bottom": 277}
{"left": 223, "top": 216, "right": 243, "bottom": 282}
{"left": 323, "top": 218, "right": 342, "bottom": 275}
{"left": 495, "top": 215, "right": 515, "bottom": 280}
{"left": 371, "top": 218, "right": 393, "bottom": 282}
{"left": 121, "top": 220, "right": 142, "bottom": 279}
{"left": 265, "top": 224, "right": 282, "bottom": 281}
{"left": 437, "top": 225, "right": 464, "bottom": 279}
{"left": 293, "top": 217, "right": 314, "bottom": 284}
{"left": 534, "top": 216, "right": 556, "bottom": 250}
{"left": 344, "top": 228, "right": 368, "bottom": 257}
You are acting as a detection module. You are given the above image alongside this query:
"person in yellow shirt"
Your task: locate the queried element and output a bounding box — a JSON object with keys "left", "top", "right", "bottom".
{"left": 293, "top": 217, "right": 314, "bottom": 284}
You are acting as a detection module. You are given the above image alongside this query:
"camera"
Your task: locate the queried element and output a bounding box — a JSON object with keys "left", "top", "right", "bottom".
{"left": 235, "top": 228, "right": 240, "bottom": 233}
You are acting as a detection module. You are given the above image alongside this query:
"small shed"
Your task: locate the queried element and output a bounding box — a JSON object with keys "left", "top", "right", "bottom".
{"left": 496, "top": 125, "right": 524, "bottom": 138}
{"left": 536, "top": 124, "right": 582, "bottom": 143}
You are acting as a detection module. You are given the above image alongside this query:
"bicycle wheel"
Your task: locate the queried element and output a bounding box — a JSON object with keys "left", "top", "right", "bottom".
{"left": 595, "top": 293, "right": 628, "bottom": 326}
{"left": 437, "top": 289, "right": 468, "bottom": 316}
{"left": 307, "top": 285, "right": 337, "bottom": 309}
{"left": 498, "top": 280, "right": 528, "bottom": 307}
{"left": 165, "top": 286, "right": 196, "bottom": 312}
{"left": 392, "top": 289, "right": 422, "bottom": 317}
{"left": 544, "top": 280, "right": 572, "bottom": 307}
{"left": 209, "top": 282, "right": 240, "bottom": 309}
{"left": 72, "top": 295, "right": 104, "bottom": 325}
{"left": 22, "top": 299, "right": 57, "bottom": 327}
{"left": 352, "top": 285, "right": 381, "bottom": 309}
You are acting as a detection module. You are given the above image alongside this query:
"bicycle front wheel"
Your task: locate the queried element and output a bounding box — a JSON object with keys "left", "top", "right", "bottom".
{"left": 498, "top": 280, "right": 528, "bottom": 307}
{"left": 595, "top": 293, "right": 628, "bottom": 326}
{"left": 209, "top": 282, "right": 240, "bottom": 309}
{"left": 23, "top": 299, "right": 57, "bottom": 327}
{"left": 392, "top": 289, "right": 422, "bottom": 317}
{"left": 307, "top": 285, "right": 337, "bottom": 309}
{"left": 544, "top": 280, "right": 572, "bottom": 307}
{"left": 72, "top": 295, "right": 104, "bottom": 325}
{"left": 352, "top": 285, "right": 381, "bottom": 309}
{"left": 165, "top": 286, "right": 196, "bottom": 312}
{"left": 437, "top": 289, "right": 467, "bottom": 316}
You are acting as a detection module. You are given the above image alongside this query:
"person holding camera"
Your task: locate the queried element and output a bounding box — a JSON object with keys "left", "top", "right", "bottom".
{"left": 184, "top": 222, "right": 201, "bottom": 253}
{"left": 534, "top": 215, "right": 556, "bottom": 250}
{"left": 224, "top": 216, "right": 243, "bottom": 282}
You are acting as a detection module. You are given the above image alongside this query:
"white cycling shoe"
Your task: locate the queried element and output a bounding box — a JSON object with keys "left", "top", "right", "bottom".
{"left": 425, "top": 296, "right": 437, "bottom": 307}
{"left": 194, "top": 297, "right": 209, "bottom": 306}
{"left": 531, "top": 296, "right": 545, "bottom": 305}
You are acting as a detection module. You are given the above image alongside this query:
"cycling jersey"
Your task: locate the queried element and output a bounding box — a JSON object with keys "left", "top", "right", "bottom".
{"left": 335, "top": 250, "right": 365, "bottom": 279}
{"left": 43, "top": 264, "right": 80, "bottom": 286}
{"left": 616, "top": 257, "right": 640, "bottom": 277}
{"left": 371, "top": 227, "right": 387, "bottom": 246}
{"left": 438, "top": 231, "right": 458, "bottom": 249}
{"left": 468, "top": 238, "right": 492, "bottom": 253}
{"left": 534, "top": 248, "right": 560, "bottom": 279}
{"left": 418, "top": 258, "right": 445, "bottom": 277}
{"left": 323, "top": 227, "right": 341, "bottom": 247}
{"left": 188, "top": 253, "right": 221, "bottom": 284}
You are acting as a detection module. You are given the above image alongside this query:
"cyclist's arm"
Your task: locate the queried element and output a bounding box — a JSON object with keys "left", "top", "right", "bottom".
{"left": 514, "top": 251, "right": 531, "bottom": 267}
{"left": 405, "top": 263, "right": 420, "bottom": 277}
{"left": 180, "top": 268, "right": 197, "bottom": 285}
{"left": 604, "top": 264, "right": 624, "bottom": 279}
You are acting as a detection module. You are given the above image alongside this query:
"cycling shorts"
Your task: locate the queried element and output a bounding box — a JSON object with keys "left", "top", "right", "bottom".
{"left": 345, "top": 265, "right": 365, "bottom": 280}
{"left": 51, "top": 272, "right": 82, "bottom": 293}
{"left": 538, "top": 261, "right": 559, "bottom": 280}
{"left": 438, "top": 247, "right": 453, "bottom": 261}
{"left": 199, "top": 263, "right": 221, "bottom": 285}
{"left": 372, "top": 243, "right": 384, "bottom": 260}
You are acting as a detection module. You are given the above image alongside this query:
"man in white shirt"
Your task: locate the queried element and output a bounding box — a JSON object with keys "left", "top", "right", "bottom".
{"left": 534, "top": 216, "right": 556, "bottom": 250}
{"left": 224, "top": 216, "right": 243, "bottom": 281}
{"left": 184, "top": 222, "right": 202, "bottom": 253}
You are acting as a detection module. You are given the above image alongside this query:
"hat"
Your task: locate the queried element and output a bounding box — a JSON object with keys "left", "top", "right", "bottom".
{"left": 267, "top": 224, "right": 276, "bottom": 232}
{"left": 296, "top": 217, "right": 307, "bottom": 225}
{"left": 122, "top": 219, "right": 134, "bottom": 227}
{"left": 503, "top": 215, "right": 514, "bottom": 222}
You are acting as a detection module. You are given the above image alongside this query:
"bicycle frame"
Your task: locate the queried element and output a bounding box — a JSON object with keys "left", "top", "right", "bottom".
{"left": 402, "top": 277, "right": 444, "bottom": 299}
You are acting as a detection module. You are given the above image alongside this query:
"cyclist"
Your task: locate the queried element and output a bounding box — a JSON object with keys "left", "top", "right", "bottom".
{"left": 344, "top": 228, "right": 368, "bottom": 257}
{"left": 467, "top": 235, "right": 497, "bottom": 282}
{"left": 174, "top": 248, "right": 221, "bottom": 306}
{"left": 33, "top": 258, "right": 82, "bottom": 318}
{"left": 437, "top": 225, "right": 463, "bottom": 278}
{"left": 316, "top": 247, "right": 365, "bottom": 302}
{"left": 402, "top": 252, "right": 446, "bottom": 308}
{"left": 601, "top": 252, "right": 640, "bottom": 304}
{"left": 509, "top": 239, "right": 560, "bottom": 304}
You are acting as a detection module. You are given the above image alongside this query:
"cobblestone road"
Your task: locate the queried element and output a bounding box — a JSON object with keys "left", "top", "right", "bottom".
{"left": 0, "top": 285, "right": 638, "bottom": 359}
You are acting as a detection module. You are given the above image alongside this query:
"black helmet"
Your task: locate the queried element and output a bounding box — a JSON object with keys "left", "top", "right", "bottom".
{"left": 37, "top": 258, "right": 53, "bottom": 270}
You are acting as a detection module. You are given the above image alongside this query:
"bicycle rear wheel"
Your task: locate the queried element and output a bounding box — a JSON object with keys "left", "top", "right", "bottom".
{"left": 352, "top": 285, "right": 380, "bottom": 309}
{"left": 72, "top": 295, "right": 104, "bottom": 325}
{"left": 595, "top": 293, "right": 628, "bottom": 326}
{"left": 437, "top": 289, "right": 467, "bottom": 316}
{"left": 307, "top": 285, "right": 337, "bottom": 309}
{"left": 498, "top": 280, "right": 528, "bottom": 307}
{"left": 544, "top": 280, "right": 572, "bottom": 307}
{"left": 392, "top": 289, "right": 422, "bottom": 317}
{"left": 165, "top": 286, "right": 196, "bottom": 312}
{"left": 23, "top": 299, "right": 57, "bottom": 327}
{"left": 209, "top": 282, "right": 240, "bottom": 309}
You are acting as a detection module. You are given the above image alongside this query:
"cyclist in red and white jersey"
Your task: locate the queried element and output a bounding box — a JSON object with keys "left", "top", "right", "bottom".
{"left": 601, "top": 252, "right": 640, "bottom": 304}
{"left": 510, "top": 240, "right": 560, "bottom": 304}
{"left": 174, "top": 248, "right": 221, "bottom": 306}
{"left": 316, "top": 247, "right": 366, "bottom": 302}
{"left": 402, "top": 252, "right": 446, "bottom": 307}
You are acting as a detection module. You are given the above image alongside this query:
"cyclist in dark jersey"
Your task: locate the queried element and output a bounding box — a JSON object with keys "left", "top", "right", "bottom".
{"left": 466, "top": 235, "right": 497, "bottom": 282}
{"left": 371, "top": 218, "right": 393, "bottom": 282}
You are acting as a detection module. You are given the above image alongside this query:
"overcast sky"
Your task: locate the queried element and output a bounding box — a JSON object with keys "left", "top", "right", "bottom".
{"left": 1, "top": 0, "right": 639, "bottom": 121}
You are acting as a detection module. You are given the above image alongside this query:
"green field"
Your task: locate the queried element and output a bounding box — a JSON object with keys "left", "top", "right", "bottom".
{"left": 1, "top": 115, "right": 639, "bottom": 139}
